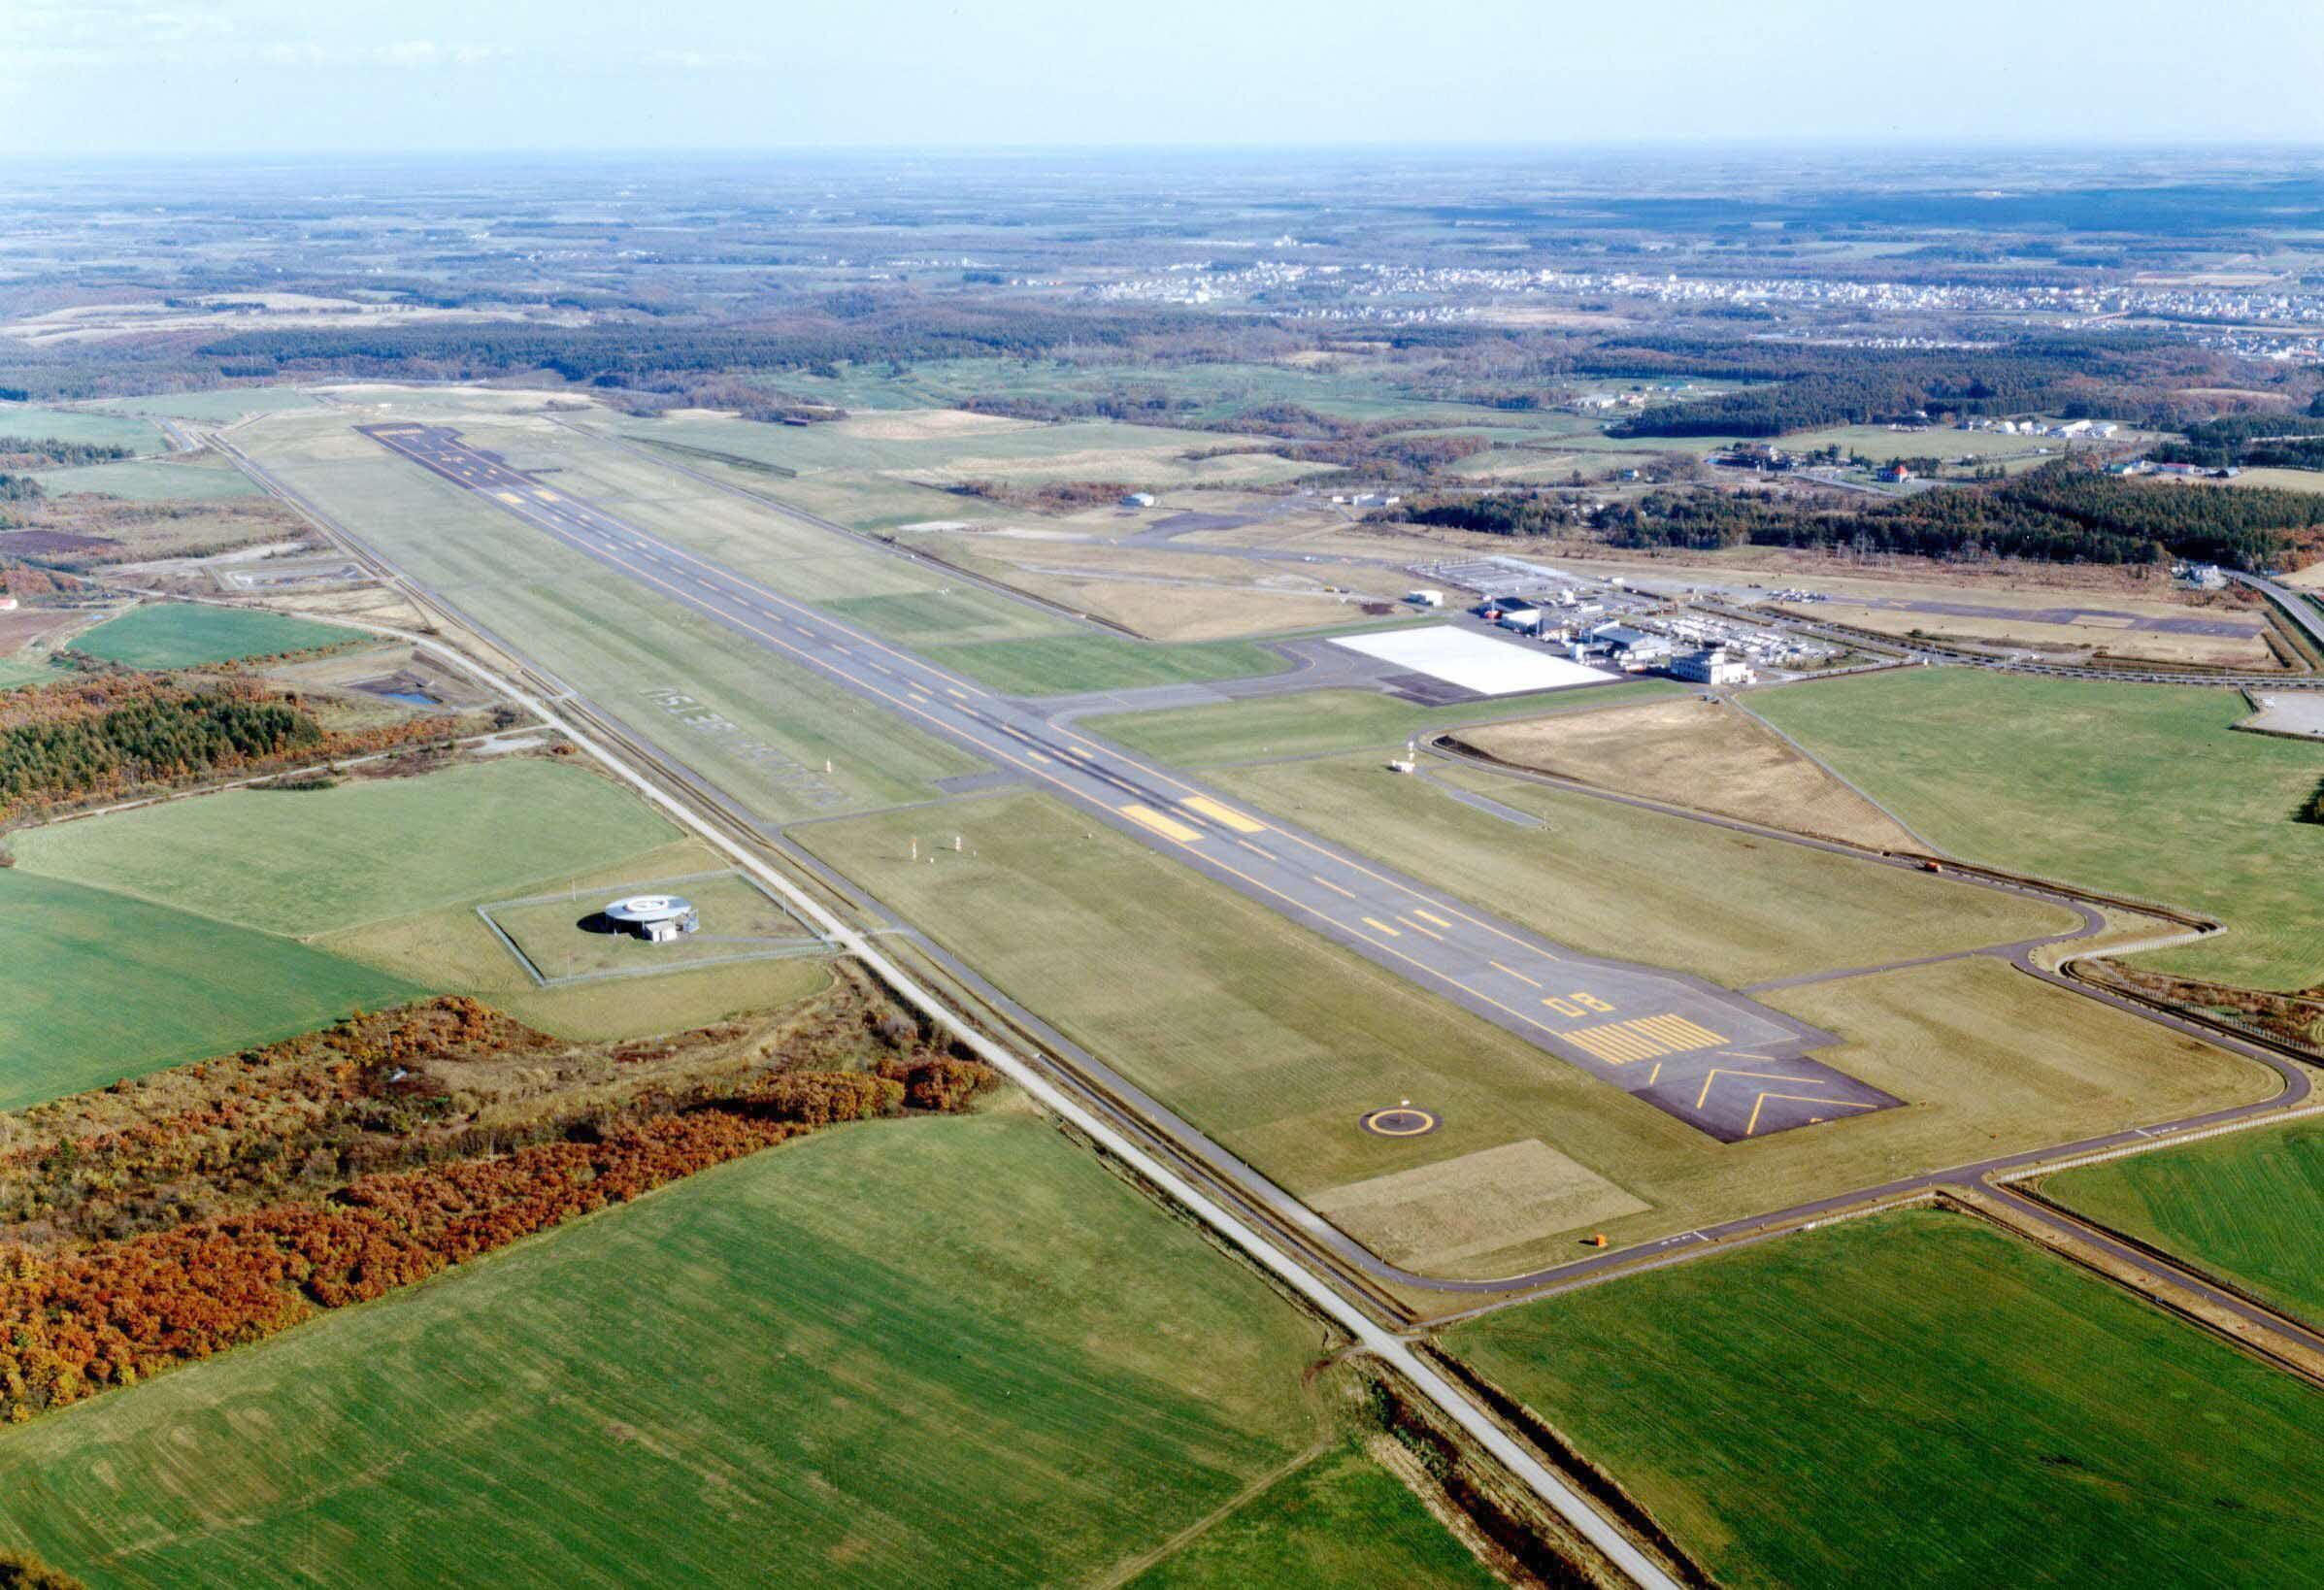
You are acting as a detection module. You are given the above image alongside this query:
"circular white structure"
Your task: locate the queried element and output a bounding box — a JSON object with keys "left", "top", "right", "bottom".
{"left": 604, "top": 894, "right": 700, "bottom": 942}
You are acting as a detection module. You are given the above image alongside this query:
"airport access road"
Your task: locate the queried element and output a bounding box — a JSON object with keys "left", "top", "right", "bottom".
{"left": 359, "top": 420, "right": 1897, "bottom": 1143}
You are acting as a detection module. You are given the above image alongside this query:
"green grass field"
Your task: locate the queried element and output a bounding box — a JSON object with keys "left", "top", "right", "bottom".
{"left": 70, "top": 602, "right": 349, "bottom": 667}
{"left": 1126, "top": 1439, "right": 1497, "bottom": 1590}
{"left": 87, "top": 387, "right": 320, "bottom": 423}
{"left": 32, "top": 454, "right": 262, "bottom": 501}
{"left": 0, "top": 1108, "right": 1385, "bottom": 1588}
{"left": 1086, "top": 679, "right": 1685, "bottom": 764}
{"left": 2041, "top": 1117, "right": 2324, "bottom": 1326}
{"left": 791, "top": 792, "right": 2265, "bottom": 1276}
{"left": 0, "top": 403, "right": 164, "bottom": 453}
{"left": 1448, "top": 1209, "right": 2324, "bottom": 1588}
{"left": 929, "top": 632, "right": 1289, "bottom": 695}
{"left": 488, "top": 870, "right": 815, "bottom": 980}
{"left": 13, "top": 759, "right": 681, "bottom": 938}
{"left": 1749, "top": 670, "right": 2324, "bottom": 989}
{"left": 0, "top": 870, "right": 419, "bottom": 1111}
{"left": 1207, "top": 751, "right": 2077, "bottom": 986}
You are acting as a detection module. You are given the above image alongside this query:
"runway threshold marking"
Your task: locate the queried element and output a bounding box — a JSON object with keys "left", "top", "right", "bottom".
{"left": 1180, "top": 795, "right": 1267, "bottom": 834}
{"left": 1120, "top": 804, "right": 1203, "bottom": 845}
{"left": 1564, "top": 1014, "right": 1727, "bottom": 1067}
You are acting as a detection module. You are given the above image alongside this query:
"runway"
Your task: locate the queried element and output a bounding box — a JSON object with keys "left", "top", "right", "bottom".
{"left": 360, "top": 422, "right": 1901, "bottom": 1143}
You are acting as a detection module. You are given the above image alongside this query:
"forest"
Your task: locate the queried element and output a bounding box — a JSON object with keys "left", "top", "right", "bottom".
{"left": 1597, "top": 334, "right": 2260, "bottom": 437}
{"left": 0, "top": 676, "right": 461, "bottom": 821}
{"left": 1421, "top": 462, "right": 2322, "bottom": 567}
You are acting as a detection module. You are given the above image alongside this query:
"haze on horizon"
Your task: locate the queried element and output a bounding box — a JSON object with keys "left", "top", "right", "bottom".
{"left": 4, "top": 0, "right": 2323, "bottom": 158}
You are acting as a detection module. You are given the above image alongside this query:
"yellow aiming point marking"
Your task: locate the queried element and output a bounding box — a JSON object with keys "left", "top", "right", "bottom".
{"left": 1180, "top": 795, "right": 1266, "bottom": 834}
{"left": 536, "top": 489, "right": 560, "bottom": 502}
{"left": 494, "top": 491, "right": 523, "bottom": 504}
{"left": 1118, "top": 804, "right": 1203, "bottom": 845}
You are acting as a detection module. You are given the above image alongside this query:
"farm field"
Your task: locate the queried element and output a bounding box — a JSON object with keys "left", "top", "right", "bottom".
{"left": 230, "top": 414, "right": 986, "bottom": 819}
{"left": 1206, "top": 751, "right": 2073, "bottom": 985}
{"left": 792, "top": 791, "right": 2262, "bottom": 1277}
{"left": 0, "top": 1109, "right": 1404, "bottom": 1590}
{"left": 68, "top": 600, "right": 348, "bottom": 666}
{"left": 1085, "top": 679, "right": 1685, "bottom": 765}
{"left": 1126, "top": 1438, "right": 1497, "bottom": 1590}
{"left": 0, "top": 870, "right": 419, "bottom": 1111}
{"left": 0, "top": 402, "right": 164, "bottom": 452}
{"left": 1748, "top": 670, "right": 2324, "bottom": 988}
{"left": 1447, "top": 1209, "right": 2324, "bottom": 1589}
{"left": 12, "top": 758, "right": 681, "bottom": 938}
{"left": 1453, "top": 695, "right": 1922, "bottom": 850}
{"left": 2041, "top": 1115, "right": 2324, "bottom": 1325}
{"left": 33, "top": 453, "right": 263, "bottom": 501}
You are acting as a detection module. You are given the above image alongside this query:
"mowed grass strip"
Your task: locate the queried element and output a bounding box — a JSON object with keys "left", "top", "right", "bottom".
{"left": 2041, "top": 1116, "right": 2324, "bottom": 1326}
{"left": 13, "top": 759, "right": 681, "bottom": 938}
{"left": 927, "top": 632, "right": 1290, "bottom": 695}
{"left": 1086, "top": 679, "right": 1684, "bottom": 765}
{"left": 1207, "top": 752, "right": 2076, "bottom": 986}
{"left": 71, "top": 602, "right": 347, "bottom": 668}
{"left": 0, "top": 871, "right": 420, "bottom": 1110}
{"left": 1448, "top": 1209, "right": 2324, "bottom": 1589}
{"left": 1747, "top": 669, "right": 2324, "bottom": 989}
{"left": 1125, "top": 1439, "right": 1497, "bottom": 1590}
{"left": 0, "top": 1110, "right": 1336, "bottom": 1589}
{"left": 231, "top": 423, "right": 985, "bottom": 818}
{"left": 789, "top": 793, "right": 2267, "bottom": 1275}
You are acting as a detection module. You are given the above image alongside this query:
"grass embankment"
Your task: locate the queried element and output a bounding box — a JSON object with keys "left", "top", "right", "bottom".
{"left": 1085, "top": 679, "right": 1686, "bottom": 764}
{"left": 1207, "top": 751, "right": 2073, "bottom": 986}
{"left": 70, "top": 602, "right": 348, "bottom": 668}
{"left": 792, "top": 792, "right": 2265, "bottom": 1275}
{"left": 1748, "top": 669, "right": 2324, "bottom": 989}
{"left": 1449, "top": 1208, "right": 2324, "bottom": 1588}
{"left": 0, "top": 870, "right": 418, "bottom": 1111}
{"left": 2042, "top": 1116, "right": 2324, "bottom": 1325}
{"left": 0, "top": 1110, "right": 1383, "bottom": 1588}
{"left": 13, "top": 758, "right": 681, "bottom": 937}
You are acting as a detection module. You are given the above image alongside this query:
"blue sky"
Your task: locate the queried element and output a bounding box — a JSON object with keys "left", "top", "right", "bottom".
{"left": 3, "top": 0, "right": 2320, "bottom": 154}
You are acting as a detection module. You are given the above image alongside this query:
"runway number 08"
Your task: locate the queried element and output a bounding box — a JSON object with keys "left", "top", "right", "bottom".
{"left": 1544, "top": 991, "right": 1615, "bottom": 1018}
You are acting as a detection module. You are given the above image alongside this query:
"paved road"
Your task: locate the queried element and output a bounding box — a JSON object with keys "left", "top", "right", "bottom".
{"left": 360, "top": 421, "right": 1900, "bottom": 1143}
{"left": 2229, "top": 569, "right": 2324, "bottom": 653}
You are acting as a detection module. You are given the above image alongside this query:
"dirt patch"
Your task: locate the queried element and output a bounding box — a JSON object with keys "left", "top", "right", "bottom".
{"left": 838, "top": 409, "right": 1037, "bottom": 442}
{"left": 1455, "top": 695, "right": 1921, "bottom": 851}
{"left": 1310, "top": 1139, "right": 1648, "bottom": 1270}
